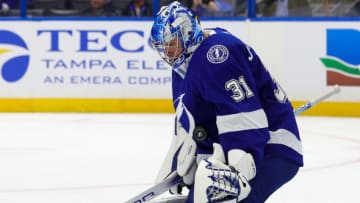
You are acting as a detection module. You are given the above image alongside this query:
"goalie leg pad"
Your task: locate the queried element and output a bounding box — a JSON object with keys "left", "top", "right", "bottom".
{"left": 194, "top": 144, "right": 251, "bottom": 203}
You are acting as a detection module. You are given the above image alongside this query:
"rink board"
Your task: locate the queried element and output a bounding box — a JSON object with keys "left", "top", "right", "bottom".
{"left": 0, "top": 19, "right": 359, "bottom": 116}
{"left": 0, "top": 98, "right": 359, "bottom": 117}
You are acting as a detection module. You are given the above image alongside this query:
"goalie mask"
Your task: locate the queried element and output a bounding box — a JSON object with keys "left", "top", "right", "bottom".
{"left": 150, "top": 1, "right": 204, "bottom": 70}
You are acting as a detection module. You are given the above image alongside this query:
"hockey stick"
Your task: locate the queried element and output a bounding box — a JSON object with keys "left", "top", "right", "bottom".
{"left": 293, "top": 85, "right": 340, "bottom": 115}
{"left": 125, "top": 171, "right": 181, "bottom": 203}
{"left": 125, "top": 85, "right": 341, "bottom": 203}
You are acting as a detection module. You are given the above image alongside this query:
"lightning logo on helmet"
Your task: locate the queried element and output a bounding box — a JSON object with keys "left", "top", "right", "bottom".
{"left": 0, "top": 30, "right": 30, "bottom": 83}
{"left": 320, "top": 29, "right": 360, "bottom": 86}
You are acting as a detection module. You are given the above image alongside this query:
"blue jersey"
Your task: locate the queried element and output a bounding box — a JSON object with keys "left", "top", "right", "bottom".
{"left": 173, "top": 28, "right": 303, "bottom": 170}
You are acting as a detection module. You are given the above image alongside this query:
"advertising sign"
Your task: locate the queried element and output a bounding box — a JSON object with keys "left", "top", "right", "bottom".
{"left": 320, "top": 29, "right": 360, "bottom": 86}
{"left": 0, "top": 21, "right": 171, "bottom": 99}
{"left": 0, "top": 20, "right": 358, "bottom": 114}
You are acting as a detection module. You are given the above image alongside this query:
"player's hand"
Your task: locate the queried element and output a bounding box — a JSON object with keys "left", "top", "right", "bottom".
{"left": 194, "top": 143, "right": 252, "bottom": 202}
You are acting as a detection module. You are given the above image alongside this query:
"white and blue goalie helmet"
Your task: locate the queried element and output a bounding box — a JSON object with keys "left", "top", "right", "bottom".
{"left": 151, "top": 1, "right": 204, "bottom": 67}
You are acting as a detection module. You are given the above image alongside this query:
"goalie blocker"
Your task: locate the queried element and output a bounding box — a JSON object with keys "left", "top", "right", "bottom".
{"left": 194, "top": 143, "right": 253, "bottom": 202}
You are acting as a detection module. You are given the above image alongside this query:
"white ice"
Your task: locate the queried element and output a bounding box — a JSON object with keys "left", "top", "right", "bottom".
{"left": 0, "top": 113, "right": 359, "bottom": 203}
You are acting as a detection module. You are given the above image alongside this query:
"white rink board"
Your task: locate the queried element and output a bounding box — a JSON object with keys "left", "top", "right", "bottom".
{"left": 247, "top": 21, "right": 360, "bottom": 102}
{"left": 0, "top": 20, "right": 359, "bottom": 102}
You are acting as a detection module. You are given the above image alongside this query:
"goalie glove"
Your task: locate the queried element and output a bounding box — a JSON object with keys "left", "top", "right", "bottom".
{"left": 155, "top": 121, "right": 197, "bottom": 195}
{"left": 156, "top": 95, "right": 199, "bottom": 194}
{"left": 194, "top": 143, "right": 255, "bottom": 203}
{"left": 155, "top": 125, "right": 197, "bottom": 180}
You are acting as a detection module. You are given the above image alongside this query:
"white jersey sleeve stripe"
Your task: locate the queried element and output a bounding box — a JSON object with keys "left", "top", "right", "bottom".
{"left": 216, "top": 109, "right": 269, "bottom": 134}
{"left": 268, "top": 129, "right": 303, "bottom": 155}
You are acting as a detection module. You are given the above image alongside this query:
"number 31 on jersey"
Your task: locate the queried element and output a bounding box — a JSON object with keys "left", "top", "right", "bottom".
{"left": 225, "top": 75, "right": 288, "bottom": 104}
{"left": 225, "top": 76, "right": 254, "bottom": 102}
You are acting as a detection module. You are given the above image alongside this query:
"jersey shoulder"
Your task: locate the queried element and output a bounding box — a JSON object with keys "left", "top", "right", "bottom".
{"left": 185, "top": 29, "right": 255, "bottom": 100}
{"left": 189, "top": 28, "right": 248, "bottom": 71}
{"left": 187, "top": 28, "right": 250, "bottom": 82}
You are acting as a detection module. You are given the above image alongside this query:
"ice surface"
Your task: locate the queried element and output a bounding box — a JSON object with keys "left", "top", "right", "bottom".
{"left": 0, "top": 113, "right": 358, "bottom": 203}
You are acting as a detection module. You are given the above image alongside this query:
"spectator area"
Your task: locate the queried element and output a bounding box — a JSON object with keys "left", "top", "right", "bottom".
{"left": 0, "top": 0, "right": 359, "bottom": 17}
{"left": 0, "top": 0, "right": 138, "bottom": 17}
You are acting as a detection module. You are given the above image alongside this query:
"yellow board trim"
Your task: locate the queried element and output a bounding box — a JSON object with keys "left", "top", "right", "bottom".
{"left": 291, "top": 101, "right": 360, "bottom": 117}
{"left": 0, "top": 98, "right": 174, "bottom": 113}
{"left": 0, "top": 99, "right": 359, "bottom": 117}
